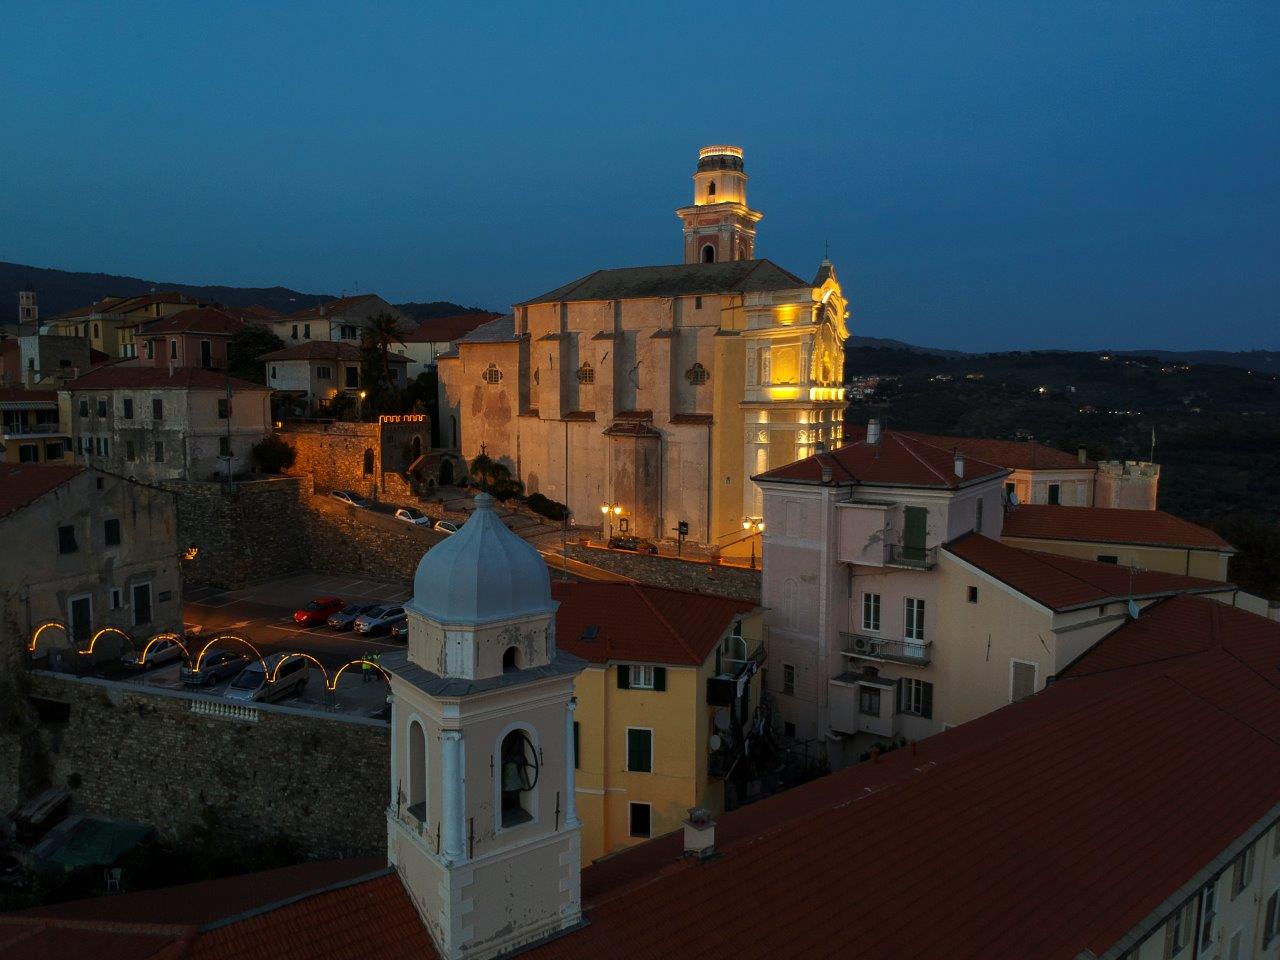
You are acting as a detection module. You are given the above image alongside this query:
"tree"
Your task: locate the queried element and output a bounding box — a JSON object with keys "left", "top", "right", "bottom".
{"left": 469, "top": 454, "right": 524, "bottom": 500}
{"left": 251, "top": 434, "right": 297, "bottom": 474}
{"left": 358, "top": 312, "right": 407, "bottom": 417}
{"left": 227, "top": 326, "right": 285, "bottom": 383}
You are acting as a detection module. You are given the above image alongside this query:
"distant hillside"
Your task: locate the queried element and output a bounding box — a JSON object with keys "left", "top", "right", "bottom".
{"left": 0, "top": 261, "right": 481, "bottom": 325}
{"left": 847, "top": 335, "right": 967, "bottom": 358}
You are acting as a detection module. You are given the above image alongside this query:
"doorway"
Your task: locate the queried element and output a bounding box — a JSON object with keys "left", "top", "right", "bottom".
{"left": 903, "top": 507, "right": 928, "bottom": 562}
{"left": 68, "top": 595, "right": 92, "bottom": 644}
{"left": 132, "top": 582, "right": 152, "bottom": 627}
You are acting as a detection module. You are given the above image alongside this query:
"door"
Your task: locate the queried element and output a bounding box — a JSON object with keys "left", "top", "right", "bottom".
{"left": 69, "top": 595, "right": 92, "bottom": 644}
{"left": 132, "top": 583, "right": 152, "bottom": 627}
{"left": 200, "top": 340, "right": 212, "bottom": 368}
{"left": 903, "top": 506, "right": 928, "bottom": 561}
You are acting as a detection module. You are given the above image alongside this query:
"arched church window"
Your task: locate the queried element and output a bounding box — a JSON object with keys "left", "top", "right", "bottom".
{"left": 685, "top": 362, "right": 710, "bottom": 386}
{"left": 576, "top": 362, "right": 594, "bottom": 384}
{"left": 502, "top": 645, "right": 520, "bottom": 673}
{"left": 363, "top": 448, "right": 374, "bottom": 477}
{"left": 407, "top": 719, "right": 427, "bottom": 823}
{"left": 707, "top": 181, "right": 716, "bottom": 198}
{"left": 701, "top": 244, "right": 716, "bottom": 264}
{"left": 499, "top": 729, "right": 539, "bottom": 828}
{"left": 482, "top": 363, "right": 503, "bottom": 384}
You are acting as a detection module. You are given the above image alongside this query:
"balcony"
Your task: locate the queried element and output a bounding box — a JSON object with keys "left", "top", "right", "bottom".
{"left": 840, "top": 632, "right": 932, "bottom": 666}
{"left": 885, "top": 544, "right": 938, "bottom": 570}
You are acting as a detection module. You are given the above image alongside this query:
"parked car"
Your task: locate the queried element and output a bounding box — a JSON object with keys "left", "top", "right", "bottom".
{"left": 330, "top": 489, "right": 371, "bottom": 509}
{"left": 122, "top": 638, "right": 183, "bottom": 670}
{"left": 433, "top": 519, "right": 459, "bottom": 535}
{"left": 224, "top": 653, "right": 308, "bottom": 703}
{"left": 388, "top": 616, "right": 410, "bottom": 641}
{"left": 608, "top": 536, "right": 658, "bottom": 555}
{"left": 327, "top": 603, "right": 376, "bottom": 631}
{"left": 180, "top": 650, "right": 248, "bottom": 687}
{"left": 394, "top": 507, "right": 433, "bottom": 526}
{"left": 354, "top": 605, "right": 406, "bottom": 635}
{"left": 293, "top": 596, "right": 345, "bottom": 627}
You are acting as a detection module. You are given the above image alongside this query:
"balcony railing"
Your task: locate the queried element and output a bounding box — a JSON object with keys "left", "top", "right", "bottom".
{"left": 1, "top": 423, "right": 63, "bottom": 437}
{"left": 885, "top": 544, "right": 938, "bottom": 570}
{"left": 840, "top": 632, "right": 932, "bottom": 666}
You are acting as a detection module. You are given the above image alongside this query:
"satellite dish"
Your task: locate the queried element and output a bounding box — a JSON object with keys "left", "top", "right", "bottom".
{"left": 1128, "top": 599, "right": 1141, "bottom": 620}
{"left": 709, "top": 734, "right": 723, "bottom": 751}
{"left": 713, "top": 708, "right": 731, "bottom": 732}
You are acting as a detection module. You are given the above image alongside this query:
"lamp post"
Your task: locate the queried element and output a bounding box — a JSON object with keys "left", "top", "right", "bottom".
{"left": 357, "top": 389, "right": 367, "bottom": 422}
{"left": 742, "top": 516, "right": 765, "bottom": 569}
{"left": 601, "top": 501, "right": 623, "bottom": 540}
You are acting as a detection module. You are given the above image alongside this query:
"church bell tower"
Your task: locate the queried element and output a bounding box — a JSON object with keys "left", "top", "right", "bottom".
{"left": 676, "top": 145, "right": 763, "bottom": 264}
{"left": 385, "top": 493, "right": 585, "bottom": 960}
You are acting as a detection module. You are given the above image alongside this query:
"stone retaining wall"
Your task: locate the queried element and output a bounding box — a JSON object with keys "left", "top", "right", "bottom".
{"left": 563, "top": 544, "right": 761, "bottom": 602}
{"left": 23, "top": 673, "right": 389, "bottom": 857}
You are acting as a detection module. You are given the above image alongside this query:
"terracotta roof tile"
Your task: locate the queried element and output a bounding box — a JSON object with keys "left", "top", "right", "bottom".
{"left": 1001, "top": 503, "right": 1234, "bottom": 552}
{"left": 400, "top": 312, "right": 504, "bottom": 344}
{"left": 869, "top": 426, "right": 1097, "bottom": 471}
{"left": 258, "top": 341, "right": 367, "bottom": 363}
{"left": 0, "top": 464, "right": 84, "bottom": 519}
{"left": 0, "top": 388, "right": 57, "bottom": 406}
{"left": 137, "top": 308, "right": 247, "bottom": 337}
{"left": 945, "top": 533, "right": 1228, "bottom": 610}
{"left": 64, "top": 363, "right": 270, "bottom": 392}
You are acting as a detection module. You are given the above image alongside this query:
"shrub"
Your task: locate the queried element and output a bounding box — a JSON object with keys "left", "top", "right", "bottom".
{"left": 251, "top": 434, "right": 297, "bottom": 474}
{"left": 526, "top": 492, "right": 569, "bottom": 522}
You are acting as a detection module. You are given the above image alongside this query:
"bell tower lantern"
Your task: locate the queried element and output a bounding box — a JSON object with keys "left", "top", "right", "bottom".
{"left": 677, "top": 145, "right": 763, "bottom": 264}
{"left": 384, "top": 493, "right": 586, "bottom": 960}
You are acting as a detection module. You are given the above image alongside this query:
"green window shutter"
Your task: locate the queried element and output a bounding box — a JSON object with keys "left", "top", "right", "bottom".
{"left": 895, "top": 678, "right": 904, "bottom": 715}
{"left": 627, "top": 729, "right": 652, "bottom": 772}
{"left": 616, "top": 665, "right": 630, "bottom": 689}
{"left": 653, "top": 667, "right": 666, "bottom": 692}
{"left": 922, "top": 682, "right": 934, "bottom": 720}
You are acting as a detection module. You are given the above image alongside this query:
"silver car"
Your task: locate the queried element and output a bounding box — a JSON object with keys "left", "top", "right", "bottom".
{"left": 394, "top": 507, "right": 432, "bottom": 526}
{"left": 331, "top": 489, "right": 371, "bottom": 509}
{"left": 123, "top": 637, "right": 183, "bottom": 670}
{"left": 353, "top": 605, "right": 406, "bottom": 635}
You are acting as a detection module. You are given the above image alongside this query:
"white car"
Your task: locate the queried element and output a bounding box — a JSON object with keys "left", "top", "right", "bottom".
{"left": 123, "top": 637, "right": 183, "bottom": 670}
{"left": 395, "top": 507, "right": 432, "bottom": 526}
{"left": 330, "top": 489, "right": 371, "bottom": 509}
{"left": 433, "top": 520, "right": 459, "bottom": 535}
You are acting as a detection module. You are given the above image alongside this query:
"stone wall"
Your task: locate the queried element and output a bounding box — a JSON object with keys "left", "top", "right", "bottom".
{"left": 563, "top": 543, "right": 760, "bottom": 602}
{"left": 277, "top": 419, "right": 434, "bottom": 500}
{"left": 22, "top": 673, "right": 389, "bottom": 857}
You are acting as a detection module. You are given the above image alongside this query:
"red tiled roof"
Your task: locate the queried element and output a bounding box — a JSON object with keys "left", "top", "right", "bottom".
{"left": 551, "top": 581, "right": 756, "bottom": 666}
{"left": 288, "top": 294, "right": 382, "bottom": 320}
{"left": 257, "top": 341, "right": 396, "bottom": 363}
{"left": 400, "top": 312, "right": 504, "bottom": 344}
{"left": 1001, "top": 503, "right": 1234, "bottom": 552}
{"left": 137, "top": 307, "right": 247, "bottom": 337}
{"left": 50, "top": 292, "right": 209, "bottom": 321}
{"left": 0, "top": 464, "right": 83, "bottom": 519}
{"left": 945, "top": 532, "right": 1228, "bottom": 611}
{"left": 64, "top": 362, "right": 270, "bottom": 392}
{"left": 860, "top": 425, "right": 1098, "bottom": 471}
{"left": 0, "top": 388, "right": 57, "bottom": 405}
{"left": 227, "top": 304, "right": 283, "bottom": 321}
{"left": 755, "top": 429, "right": 1008, "bottom": 488}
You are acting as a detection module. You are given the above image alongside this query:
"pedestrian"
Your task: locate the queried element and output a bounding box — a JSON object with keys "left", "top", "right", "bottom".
{"left": 361, "top": 657, "right": 371, "bottom": 683}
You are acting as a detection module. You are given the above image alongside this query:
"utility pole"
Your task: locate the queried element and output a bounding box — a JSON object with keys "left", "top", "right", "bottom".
{"left": 224, "top": 375, "right": 234, "bottom": 491}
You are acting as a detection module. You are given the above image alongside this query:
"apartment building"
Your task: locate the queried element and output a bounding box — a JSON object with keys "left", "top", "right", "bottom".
{"left": 260, "top": 340, "right": 408, "bottom": 415}
{"left": 135, "top": 306, "right": 247, "bottom": 370}
{"left": 45, "top": 292, "right": 213, "bottom": 359}
{"left": 60, "top": 365, "right": 272, "bottom": 482}
{"left": 0, "top": 388, "right": 69, "bottom": 463}
{"left": 271, "top": 294, "right": 408, "bottom": 345}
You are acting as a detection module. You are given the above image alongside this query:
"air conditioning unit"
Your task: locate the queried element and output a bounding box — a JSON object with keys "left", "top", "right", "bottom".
{"left": 853, "top": 636, "right": 874, "bottom": 655}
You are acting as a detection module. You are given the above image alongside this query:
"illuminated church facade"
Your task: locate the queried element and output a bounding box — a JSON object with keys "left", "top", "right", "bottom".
{"left": 438, "top": 146, "right": 849, "bottom": 548}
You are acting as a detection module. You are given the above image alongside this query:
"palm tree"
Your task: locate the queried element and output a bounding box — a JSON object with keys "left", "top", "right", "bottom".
{"left": 365, "top": 312, "right": 404, "bottom": 386}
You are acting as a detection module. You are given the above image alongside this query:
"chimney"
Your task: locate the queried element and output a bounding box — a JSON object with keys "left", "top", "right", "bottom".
{"left": 866, "top": 418, "right": 881, "bottom": 446}
{"left": 683, "top": 807, "right": 716, "bottom": 860}
{"left": 954, "top": 452, "right": 965, "bottom": 479}
{"left": 1077, "top": 446, "right": 1087, "bottom": 465}
{"left": 814, "top": 439, "right": 827, "bottom": 454}
{"left": 820, "top": 456, "right": 833, "bottom": 484}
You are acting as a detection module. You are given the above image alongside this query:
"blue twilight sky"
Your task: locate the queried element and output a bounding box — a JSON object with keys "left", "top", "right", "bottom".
{"left": 1, "top": 1, "right": 1277, "bottom": 351}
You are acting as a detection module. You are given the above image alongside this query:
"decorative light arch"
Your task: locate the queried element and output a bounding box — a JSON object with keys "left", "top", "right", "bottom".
{"left": 27, "top": 620, "right": 69, "bottom": 653}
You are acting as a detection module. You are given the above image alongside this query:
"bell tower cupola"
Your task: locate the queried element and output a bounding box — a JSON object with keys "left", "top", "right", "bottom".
{"left": 384, "top": 493, "right": 586, "bottom": 960}
{"left": 677, "top": 145, "right": 763, "bottom": 264}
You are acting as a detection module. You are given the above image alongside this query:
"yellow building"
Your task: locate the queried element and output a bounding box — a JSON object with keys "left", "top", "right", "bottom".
{"left": 46, "top": 292, "right": 211, "bottom": 359}
{"left": 551, "top": 581, "right": 762, "bottom": 863}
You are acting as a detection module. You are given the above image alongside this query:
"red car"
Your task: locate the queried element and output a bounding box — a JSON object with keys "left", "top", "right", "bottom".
{"left": 293, "top": 596, "right": 344, "bottom": 627}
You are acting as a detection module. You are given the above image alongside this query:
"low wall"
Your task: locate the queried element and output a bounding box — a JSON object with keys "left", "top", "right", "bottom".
{"left": 23, "top": 673, "right": 389, "bottom": 858}
{"left": 563, "top": 544, "right": 761, "bottom": 602}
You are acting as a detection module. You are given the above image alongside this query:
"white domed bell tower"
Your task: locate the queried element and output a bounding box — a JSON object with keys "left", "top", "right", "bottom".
{"left": 384, "top": 493, "right": 585, "bottom": 960}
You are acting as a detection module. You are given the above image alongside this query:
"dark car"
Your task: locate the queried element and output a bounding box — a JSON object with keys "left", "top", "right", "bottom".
{"left": 608, "top": 536, "right": 658, "bottom": 555}
{"left": 294, "top": 596, "right": 344, "bottom": 627}
{"left": 327, "top": 603, "right": 376, "bottom": 631}
{"left": 180, "top": 650, "right": 248, "bottom": 686}
{"left": 388, "top": 616, "right": 410, "bottom": 641}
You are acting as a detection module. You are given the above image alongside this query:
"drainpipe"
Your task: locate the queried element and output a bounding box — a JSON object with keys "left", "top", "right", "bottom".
{"left": 706, "top": 422, "right": 713, "bottom": 545}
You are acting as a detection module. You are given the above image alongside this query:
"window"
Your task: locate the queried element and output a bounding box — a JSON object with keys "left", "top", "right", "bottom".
{"left": 291, "top": 324, "right": 298, "bottom": 339}
{"left": 1274, "top": 825, "right": 1280, "bottom": 858}
{"left": 576, "top": 362, "right": 594, "bottom": 384}
{"left": 859, "top": 687, "right": 881, "bottom": 716}
{"left": 152, "top": 398, "right": 163, "bottom": 419}
{"left": 96, "top": 436, "right": 108, "bottom": 456}
{"left": 200, "top": 340, "right": 212, "bottom": 368}
{"left": 169, "top": 339, "right": 178, "bottom": 360}
{"left": 701, "top": 243, "right": 715, "bottom": 263}
{"left": 58, "top": 524, "right": 78, "bottom": 554}
{"left": 631, "top": 665, "right": 655, "bottom": 689}
{"left": 125, "top": 440, "right": 136, "bottom": 462}
{"left": 694, "top": 296, "right": 702, "bottom": 309}
{"left": 1231, "top": 844, "right": 1255, "bottom": 899}
{"left": 1010, "top": 660, "right": 1037, "bottom": 702}
{"left": 975, "top": 497, "right": 984, "bottom": 532}
{"left": 44, "top": 441, "right": 63, "bottom": 460}
{"left": 626, "top": 728, "right": 652, "bottom": 773}
{"left": 783, "top": 721, "right": 796, "bottom": 738}
{"left": 1264, "top": 890, "right": 1279, "bottom": 948}
{"left": 499, "top": 728, "right": 537, "bottom": 827}
{"left": 685, "top": 362, "right": 710, "bottom": 385}
{"left": 967, "top": 586, "right": 979, "bottom": 604}
{"left": 572, "top": 721, "right": 580, "bottom": 770}
{"left": 407, "top": 720, "right": 427, "bottom": 823}
{"left": 96, "top": 397, "right": 107, "bottom": 416}
{"left": 707, "top": 180, "right": 716, "bottom": 198}
{"left": 629, "top": 802, "right": 652, "bottom": 839}
{"left": 213, "top": 397, "right": 228, "bottom": 420}
{"left": 104, "top": 518, "right": 121, "bottom": 547}
{"left": 1004, "top": 481, "right": 1015, "bottom": 500}
{"left": 123, "top": 398, "right": 134, "bottom": 419}
{"left": 145, "top": 340, "right": 154, "bottom": 360}
{"left": 861, "top": 592, "right": 881, "bottom": 631}
{"left": 154, "top": 441, "right": 165, "bottom": 462}
{"left": 78, "top": 398, "right": 89, "bottom": 417}
{"left": 270, "top": 366, "right": 277, "bottom": 380}
{"left": 1165, "top": 901, "right": 1194, "bottom": 958}
{"left": 617, "top": 664, "right": 665, "bottom": 691}
{"left": 132, "top": 582, "right": 152, "bottom": 626}
{"left": 1097, "top": 555, "right": 1119, "bottom": 564}
{"left": 111, "top": 588, "right": 122, "bottom": 610}
{"left": 502, "top": 646, "right": 519, "bottom": 673}
{"left": 1048, "top": 483, "right": 1061, "bottom": 505}
{"left": 904, "top": 598, "right": 925, "bottom": 641}
{"left": 897, "top": 678, "right": 934, "bottom": 718}
{"left": 782, "top": 663, "right": 795, "bottom": 696}
{"left": 482, "top": 363, "right": 503, "bottom": 384}
{"left": 219, "top": 436, "right": 231, "bottom": 458}
{"left": 316, "top": 365, "right": 331, "bottom": 380}
{"left": 345, "top": 366, "right": 359, "bottom": 389}
{"left": 18, "top": 444, "right": 38, "bottom": 463}
{"left": 362, "top": 448, "right": 374, "bottom": 476}
{"left": 340, "top": 324, "right": 356, "bottom": 339}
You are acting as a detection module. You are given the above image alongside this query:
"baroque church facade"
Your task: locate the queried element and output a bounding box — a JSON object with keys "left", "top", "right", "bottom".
{"left": 437, "top": 146, "right": 849, "bottom": 547}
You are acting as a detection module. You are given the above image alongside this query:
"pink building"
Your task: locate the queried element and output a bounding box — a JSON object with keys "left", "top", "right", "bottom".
{"left": 136, "top": 307, "right": 247, "bottom": 370}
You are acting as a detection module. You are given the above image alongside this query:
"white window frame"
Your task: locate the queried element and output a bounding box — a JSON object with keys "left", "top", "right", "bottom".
{"left": 782, "top": 662, "right": 795, "bottom": 696}
{"left": 1200, "top": 881, "right": 1218, "bottom": 951}
{"left": 904, "top": 597, "right": 925, "bottom": 641}
{"left": 1231, "top": 844, "right": 1255, "bottom": 899}
{"left": 630, "top": 664, "right": 655, "bottom": 690}
{"left": 625, "top": 726, "right": 654, "bottom": 774}
{"left": 628, "top": 801, "right": 652, "bottom": 839}
{"left": 1010, "top": 659, "right": 1038, "bottom": 702}
{"left": 861, "top": 592, "right": 881, "bottom": 632}
{"left": 899, "top": 678, "right": 927, "bottom": 716}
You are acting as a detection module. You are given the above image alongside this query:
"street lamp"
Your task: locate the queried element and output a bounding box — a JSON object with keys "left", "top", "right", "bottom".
{"left": 357, "top": 390, "right": 367, "bottom": 422}
{"left": 601, "top": 501, "right": 623, "bottom": 540}
{"left": 742, "top": 516, "right": 765, "bottom": 569}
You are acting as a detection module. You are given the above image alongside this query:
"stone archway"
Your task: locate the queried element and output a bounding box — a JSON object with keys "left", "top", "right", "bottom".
{"left": 440, "top": 457, "right": 455, "bottom": 487}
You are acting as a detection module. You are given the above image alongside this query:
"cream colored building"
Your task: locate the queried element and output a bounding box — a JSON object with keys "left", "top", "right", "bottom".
{"left": 438, "top": 146, "right": 848, "bottom": 547}
{"left": 45, "top": 292, "right": 211, "bottom": 359}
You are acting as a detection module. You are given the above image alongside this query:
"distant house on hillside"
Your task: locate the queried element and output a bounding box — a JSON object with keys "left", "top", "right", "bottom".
{"left": 269, "top": 294, "right": 408, "bottom": 346}
{"left": 398, "top": 312, "right": 502, "bottom": 379}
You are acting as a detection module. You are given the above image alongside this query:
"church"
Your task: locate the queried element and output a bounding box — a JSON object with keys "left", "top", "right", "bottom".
{"left": 437, "top": 146, "right": 849, "bottom": 547}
